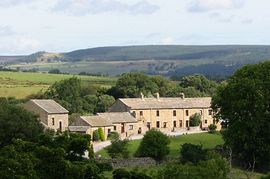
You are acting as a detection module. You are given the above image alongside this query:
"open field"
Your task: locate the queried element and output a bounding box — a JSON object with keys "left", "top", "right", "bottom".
{"left": 97, "top": 133, "right": 224, "bottom": 158}
{"left": 0, "top": 71, "right": 116, "bottom": 99}
{"left": 100, "top": 133, "right": 265, "bottom": 179}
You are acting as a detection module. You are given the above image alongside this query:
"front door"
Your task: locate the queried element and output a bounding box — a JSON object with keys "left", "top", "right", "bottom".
{"left": 59, "top": 121, "right": 62, "bottom": 132}
{"left": 186, "top": 120, "right": 189, "bottom": 128}
{"left": 121, "top": 123, "right": 125, "bottom": 133}
{"left": 147, "top": 122, "right": 151, "bottom": 130}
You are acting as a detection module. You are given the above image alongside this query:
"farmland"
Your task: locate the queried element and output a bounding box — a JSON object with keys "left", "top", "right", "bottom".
{"left": 0, "top": 71, "right": 116, "bottom": 99}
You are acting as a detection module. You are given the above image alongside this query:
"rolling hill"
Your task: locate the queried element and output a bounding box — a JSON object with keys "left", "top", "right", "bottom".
{"left": 1, "top": 45, "right": 270, "bottom": 77}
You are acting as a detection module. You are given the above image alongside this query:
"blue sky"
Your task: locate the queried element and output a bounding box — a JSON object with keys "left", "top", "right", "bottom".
{"left": 0, "top": 0, "right": 269, "bottom": 55}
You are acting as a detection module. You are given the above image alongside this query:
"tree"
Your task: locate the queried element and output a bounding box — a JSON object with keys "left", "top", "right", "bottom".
{"left": 98, "top": 128, "right": 105, "bottom": 141}
{"left": 106, "top": 139, "right": 129, "bottom": 158}
{"left": 92, "top": 130, "right": 100, "bottom": 141}
{"left": 135, "top": 129, "right": 170, "bottom": 161}
{"left": 212, "top": 61, "right": 270, "bottom": 171}
{"left": 180, "top": 143, "right": 206, "bottom": 164}
{"left": 96, "top": 95, "right": 115, "bottom": 112}
{"left": 0, "top": 98, "right": 44, "bottom": 147}
{"left": 208, "top": 124, "right": 217, "bottom": 133}
{"left": 189, "top": 113, "right": 201, "bottom": 127}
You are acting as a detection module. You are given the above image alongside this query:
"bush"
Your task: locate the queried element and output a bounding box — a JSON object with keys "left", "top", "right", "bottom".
{"left": 181, "top": 143, "right": 207, "bottom": 164}
{"left": 113, "top": 168, "right": 130, "bottom": 179}
{"left": 106, "top": 139, "right": 129, "bottom": 158}
{"left": 107, "top": 132, "right": 120, "bottom": 141}
{"left": 135, "top": 129, "right": 170, "bottom": 161}
{"left": 98, "top": 128, "right": 106, "bottom": 141}
{"left": 156, "top": 154, "right": 229, "bottom": 179}
{"left": 189, "top": 113, "right": 202, "bottom": 127}
{"left": 208, "top": 124, "right": 217, "bottom": 133}
{"left": 88, "top": 144, "right": 94, "bottom": 159}
{"left": 112, "top": 168, "right": 152, "bottom": 179}
{"left": 92, "top": 130, "right": 100, "bottom": 141}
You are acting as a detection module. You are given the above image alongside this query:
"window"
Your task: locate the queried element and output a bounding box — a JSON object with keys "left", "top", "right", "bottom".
{"left": 129, "top": 125, "right": 133, "bottom": 130}
{"left": 132, "top": 111, "right": 136, "bottom": 117}
{"left": 52, "top": 118, "right": 55, "bottom": 125}
{"left": 180, "top": 120, "right": 183, "bottom": 127}
{"left": 163, "top": 122, "right": 167, "bottom": 128}
{"left": 156, "top": 110, "right": 160, "bottom": 117}
{"left": 140, "top": 111, "right": 143, "bottom": 116}
{"left": 108, "top": 129, "right": 111, "bottom": 133}
{"left": 200, "top": 110, "right": 203, "bottom": 115}
{"left": 173, "top": 110, "right": 177, "bottom": 116}
{"left": 114, "top": 126, "right": 117, "bottom": 130}
{"left": 185, "top": 110, "right": 189, "bottom": 116}
{"left": 173, "top": 121, "right": 177, "bottom": 127}
{"left": 208, "top": 109, "right": 213, "bottom": 115}
{"left": 156, "top": 121, "right": 160, "bottom": 128}
{"left": 205, "top": 120, "right": 207, "bottom": 124}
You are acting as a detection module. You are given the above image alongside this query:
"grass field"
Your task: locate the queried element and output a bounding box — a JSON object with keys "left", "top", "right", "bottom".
{"left": 99, "top": 133, "right": 266, "bottom": 179}
{"left": 97, "top": 133, "right": 224, "bottom": 158}
{"left": 0, "top": 71, "right": 116, "bottom": 99}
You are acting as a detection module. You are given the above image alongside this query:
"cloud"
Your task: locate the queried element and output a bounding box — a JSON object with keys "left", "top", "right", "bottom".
{"left": 209, "top": 13, "right": 236, "bottom": 23}
{"left": 0, "top": 25, "right": 16, "bottom": 36}
{"left": 241, "top": 18, "right": 253, "bottom": 24}
{"left": 187, "top": 0, "right": 246, "bottom": 12}
{"left": 52, "top": 0, "right": 159, "bottom": 16}
{"left": 161, "top": 37, "right": 174, "bottom": 45}
{"left": 0, "top": 0, "right": 35, "bottom": 7}
{"left": 0, "top": 37, "right": 41, "bottom": 55}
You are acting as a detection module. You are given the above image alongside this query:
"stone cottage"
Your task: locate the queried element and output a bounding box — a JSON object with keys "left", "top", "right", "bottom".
{"left": 109, "top": 93, "right": 220, "bottom": 133}
{"left": 69, "top": 112, "right": 137, "bottom": 139}
{"left": 24, "top": 99, "right": 69, "bottom": 132}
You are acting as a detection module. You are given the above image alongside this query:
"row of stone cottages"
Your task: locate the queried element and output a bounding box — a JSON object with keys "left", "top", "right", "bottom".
{"left": 24, "top": 93, "right": 221, "bottom": 140}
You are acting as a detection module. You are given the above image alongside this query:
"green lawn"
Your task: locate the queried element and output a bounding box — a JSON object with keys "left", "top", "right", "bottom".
{"left": 97, "top": 133, "right": 224, "bottom": 158}
{"left": 0, "top": 71, "right": 116, "bottom": 99}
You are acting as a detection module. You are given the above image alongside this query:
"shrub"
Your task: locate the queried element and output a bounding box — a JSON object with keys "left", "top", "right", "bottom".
{"left": 180, "top": 143, "right": 207, "bottom": 164}
{"left": 88, "top": 144, "right": 94, "bottom": 159}
{"left": 107, "top": 131, "right": 120, "bottom": 141}
{"left": 98, "top": 128, "right": 106, "bottom": 141}
{"left": 135, "top": 129, "right": 170, "bottom": 161}
{"left": 189, "top": 113, "right": 201, "bottom": 127}
{"left": 92, "top": 130, "right": 100, "bottom": 141}
{"left": 113, "top": 168, "right": 130, "bottom": 179}
{"left": 106, "top": 139, "right": 129, "bottom": 158}
{"left": 112, "top": 168, "right": 152, "bottom": 179}
{"left": 208, "top": 124, "right": 217, "bottom": 133}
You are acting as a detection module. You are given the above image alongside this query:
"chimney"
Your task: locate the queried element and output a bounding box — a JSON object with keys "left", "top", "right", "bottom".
{"left": 180, "top": 93, "right": 185, "bottom": 99}
{"left": 140, "top": 92, "right": 144, "bottom": 100}
{"left": 155, "top": 93, "right": 160, "bottom": 101}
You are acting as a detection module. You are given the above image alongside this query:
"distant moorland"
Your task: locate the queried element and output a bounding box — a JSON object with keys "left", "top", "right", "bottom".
{"left": 1, "top": 45, "right": 270, "bottom": 77}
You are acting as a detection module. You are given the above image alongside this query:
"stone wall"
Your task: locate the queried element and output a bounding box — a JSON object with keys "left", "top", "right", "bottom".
{"left": 98, "top": 157, "right": 156, "bottom": 168}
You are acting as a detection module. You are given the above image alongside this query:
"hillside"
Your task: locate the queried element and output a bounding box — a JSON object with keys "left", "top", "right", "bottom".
{"left": 0, "top": 71, "right": 116, "bottom": 99}
{"left": 1, "top": 45, "right": 270, "bottom": 77}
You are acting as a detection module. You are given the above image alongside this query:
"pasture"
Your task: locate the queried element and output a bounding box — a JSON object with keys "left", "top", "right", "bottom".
{"left": 97, "top": 133, "right": 224, "bottom": 158}
{"left": 0, "top": 71, "right": 116, "bottom": 99}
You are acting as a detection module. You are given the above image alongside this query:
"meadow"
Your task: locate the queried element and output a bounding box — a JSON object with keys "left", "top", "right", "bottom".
{"left": 97, "top": 133, "right": 224, "bottom": 158}
{"left": 0, "top": 71, "right": 116, "bottom": 99}
{"left": 100, "top": 133, "right": 265, "bottom": 179}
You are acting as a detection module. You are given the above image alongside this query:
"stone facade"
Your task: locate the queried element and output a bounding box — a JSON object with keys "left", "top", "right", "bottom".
{"left": 109, "top": 95, "right": 221, "bottom": 133}
{"left": 24, "top": 99, "right": 69, "bottom": 132}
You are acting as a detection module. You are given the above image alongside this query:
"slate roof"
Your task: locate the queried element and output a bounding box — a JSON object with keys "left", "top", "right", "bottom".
{"left": 98, "top": 112, "right": 137, "bottom": 123}
{"left": 30, "top": 99, "right": 69, "bottom": 114}
{"left": 118, "top": 97, "right": 211, "bottom": 109}
{"left": 80, "top": 116, "right": 113, "bottom": 127}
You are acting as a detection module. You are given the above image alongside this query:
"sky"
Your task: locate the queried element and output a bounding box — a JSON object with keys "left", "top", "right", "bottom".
{"left": 0, "top": 0, "right": 269, "bottom": 55}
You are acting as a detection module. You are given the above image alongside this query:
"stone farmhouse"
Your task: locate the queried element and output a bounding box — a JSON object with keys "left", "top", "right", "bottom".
{"left": 69, "top": 112, "right": 137, "bottom": 139}
{"left": 24, "top": 94, "right": 219, "bottom": 139}
{"left": 109, "top": 93, "right": 220, "bottom": 134}
{"left": 24, "top": 99, "right": 69, "bottom": 132}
